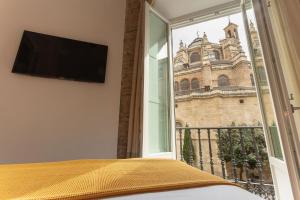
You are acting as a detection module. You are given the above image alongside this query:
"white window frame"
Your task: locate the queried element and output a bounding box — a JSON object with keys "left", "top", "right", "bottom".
{"left": 142, "top": 2, "right": 176, "bottom": 159}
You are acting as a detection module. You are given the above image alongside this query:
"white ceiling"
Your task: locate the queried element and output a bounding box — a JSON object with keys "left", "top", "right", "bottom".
{"left": 153, "top": 0, "right": 235, "bottom": 20}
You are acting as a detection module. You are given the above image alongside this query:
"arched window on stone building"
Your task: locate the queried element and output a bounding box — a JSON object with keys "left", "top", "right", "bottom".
{"left": 213, "top": 50, "right": 220, "bottom": 60}
{"left": 190, "top": 52, "right": 201, "bottom": 63}
{"left": 218, "top": 75, "right": 230, "bottom": 87}
{"left": 227, "top": 30, "right": 232, "bottom": 38}
{"left": 191, "top": 78, "right": 200, "bottom": 90}
{"left": 174, "top": 81, "right": 179, "bottom": 91}
{"left": 250, "top": 74, "right": 255, "bottom": 86}
{"left": 180, "top": 79, "right": 190, "bottom": 90}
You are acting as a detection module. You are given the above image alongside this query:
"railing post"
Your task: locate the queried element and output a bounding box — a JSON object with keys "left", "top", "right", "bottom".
{"left": 197, "top": 129, "right": 204, "bottom": 170}
{"left": 207, "top": 128, "right": 214, "bottom": 175}
{"left": 251, "top": 128, "right": 264, "bottom": 194}
{"left": 217, "top": 128, "right": 226, "bottom": 179}
{"left": 239, "top": 128, "right": 250, "bottom": 189}
{"left": 271, "top": 188, "right": 276, "bottom": 200}
{"left": 188, "top": 128, "right": 194, "bottom": 166}
{"left": 229, "top": 128, "right": 238, "bottom": 183}
{"left": 179, "top": 128, "right": 183, "bottom": 161}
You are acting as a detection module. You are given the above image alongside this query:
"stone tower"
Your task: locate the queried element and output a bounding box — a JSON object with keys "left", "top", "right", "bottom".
{"left": 249, "top": 21, "right": 267, "bottom": 85}
{"left": 220, "top": 22, "right": 244, "bottom": 60}
{"left": 174, "top": 40, "right": 188, "bottom": 67}
{"left": 224, "top": 22, "right": 239, "bottom": 39}
{"left": 249, "top": 21, "right": 261, "bottom": 55}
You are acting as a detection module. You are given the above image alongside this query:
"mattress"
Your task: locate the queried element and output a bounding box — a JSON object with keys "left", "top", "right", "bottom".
{"left": 106, "top": 185, "right": 263, "bottom": 200}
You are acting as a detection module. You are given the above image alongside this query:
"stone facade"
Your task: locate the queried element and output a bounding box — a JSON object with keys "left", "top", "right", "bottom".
{"left": 174, "top": 21, "right": 273, "bottom": 182}
{"left": 174, "top": 22, "right": 262, "bottom": 128}
{"left": 176, "top": 96, "right": 261, "bottom": 127}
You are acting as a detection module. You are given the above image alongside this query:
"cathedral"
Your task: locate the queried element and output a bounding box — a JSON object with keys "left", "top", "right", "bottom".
{"left": 173, "top": 21, "right": 273, "bottom": 181}
{"left": 173, "top": 21, "right": 267, "bottom": 128}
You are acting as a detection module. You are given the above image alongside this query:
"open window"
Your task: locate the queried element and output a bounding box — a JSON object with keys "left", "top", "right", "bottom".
{"left": 142, "top": 1, "right": 300, "bottom": 199}
{"left": 142, "top": 3, "right": 175, "bottom": 158}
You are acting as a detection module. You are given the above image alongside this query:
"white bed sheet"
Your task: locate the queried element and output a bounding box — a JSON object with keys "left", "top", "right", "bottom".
{"left": 105, "top": 185, "right": 263, "bottom": 200}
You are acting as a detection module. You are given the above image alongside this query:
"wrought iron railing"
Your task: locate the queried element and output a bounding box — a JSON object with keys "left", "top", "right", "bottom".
{"left": 176, "top": 126, "right": 275, "bottom": 200}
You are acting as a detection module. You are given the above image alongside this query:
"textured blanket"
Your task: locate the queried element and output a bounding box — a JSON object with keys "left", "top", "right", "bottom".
{"left": 0, "top": 159, "right": 235, "bottom": 200}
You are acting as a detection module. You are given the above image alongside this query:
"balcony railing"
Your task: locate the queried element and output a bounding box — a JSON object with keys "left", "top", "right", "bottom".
{"left": 176, "top": 126, "right": 275, "bottom": 200}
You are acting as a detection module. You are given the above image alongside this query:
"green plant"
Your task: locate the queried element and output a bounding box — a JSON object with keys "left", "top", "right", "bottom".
{"left": 216, "top": 122, "right": 268, "bottom": 180}
{"left": 182, "top": 124, "right": 196, "bottom": 163}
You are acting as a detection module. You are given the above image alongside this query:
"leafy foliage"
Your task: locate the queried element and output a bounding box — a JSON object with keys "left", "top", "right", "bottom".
{"left": 182, "top": 125, "right": 195, "bottom": 163}
{"left": 216, "top": 122, "right": 268, "bottom": 179}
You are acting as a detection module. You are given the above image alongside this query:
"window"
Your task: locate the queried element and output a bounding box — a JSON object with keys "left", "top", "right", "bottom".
{"left": 208, "top": 52, "right": 215, "bottom": 60}
{"left": 191, "top": 78, "right": 199, "bottom": 89}
{"left": 227, "top": 30, "right": 232, "bottom": 38}
{"left": 214, "top": 50, "right": 220, "bottom": 60}
{"left": 180, "top": 79, "right": 190, "bottom": 90}
{"left": 174, "top": 81, "right": 179, "bottom": 91}
{"left": 190, "top": 52, "right": 201, "bottom": 63}
{"left": 250, "top": 74, "right": 255, "bottom": 86}
{"left": 218, "top": 75, "right": 230, "bottom": 87}
{"left": 204, "top": 85, "right": 210, "bottom": 92}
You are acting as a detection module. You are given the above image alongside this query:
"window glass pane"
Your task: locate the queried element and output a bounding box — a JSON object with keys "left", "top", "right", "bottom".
{"left": 246, "top": 7, "right": 283, "bottom": 160}
{"left": 218, "top": 75, "right": 230, "bottom": 87}
{"left": 190, "top": 52, "right": 201, "bottom": 62}
{"left": 191, "top": 78, "right": 199, "bottom": 89}
{"left": 147, "top": 11, "right": 171, "bottom": 153}
{"left": 180, "top": 79, "right": 189, "bottom": 90}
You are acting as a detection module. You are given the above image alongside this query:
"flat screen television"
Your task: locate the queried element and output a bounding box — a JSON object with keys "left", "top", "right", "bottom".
{"left": 12, "top": 31, "right": 108, "bottom": 83}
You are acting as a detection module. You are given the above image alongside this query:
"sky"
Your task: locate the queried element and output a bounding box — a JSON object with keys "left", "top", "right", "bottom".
{"left": 172, "top": 10, "right": 256, "bottom": 59}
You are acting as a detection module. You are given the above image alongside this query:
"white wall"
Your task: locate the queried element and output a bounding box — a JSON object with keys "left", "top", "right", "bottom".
{"left": 0, "top": 0, "right": 126, "bottom": 163}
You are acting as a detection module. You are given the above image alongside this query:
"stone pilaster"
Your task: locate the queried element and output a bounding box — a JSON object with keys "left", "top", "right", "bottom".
{"left": 117, "top": 0, "right": 141, "bottom": 158}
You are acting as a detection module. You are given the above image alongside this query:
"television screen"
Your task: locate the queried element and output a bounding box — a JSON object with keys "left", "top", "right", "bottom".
{"left": 12, "top": 31, "right": 108, "bottom": 83}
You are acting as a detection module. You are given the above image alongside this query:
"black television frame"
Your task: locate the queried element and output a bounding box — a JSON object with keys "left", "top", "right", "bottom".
{"left": 12, "top": 30, "right": 108, "bottom": 83}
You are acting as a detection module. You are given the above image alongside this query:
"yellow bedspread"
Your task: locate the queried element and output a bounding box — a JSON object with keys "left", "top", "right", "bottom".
{"left": 0, "top": 159, "right": 235, "bottom": 200}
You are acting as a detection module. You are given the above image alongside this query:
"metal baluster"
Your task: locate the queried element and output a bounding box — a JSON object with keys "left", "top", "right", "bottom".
{"left": 229, "top": 128, "right": 238, "bottom": 183}
{"left": 179, "top": 128, "right": 183, "bottom": 161}
{"left": 251, "top": 128, "right": 264, "bottom": 195}
{"left": 239, "top": 128, "right": 250, "bottom": 189}
{"left": 271, "top": 186, "right": 276, "bottom": 200}
{"left": 188, "top": 128, "right": 194, "bottom": 166}
{"left": 198, "top": 129, "right": 204, "bottom": 170}
{"left": 217, "top": 128, "right": 226, "bottom": 179}
{"left": 207, "top": 128, "right": 214, "bottom": 174}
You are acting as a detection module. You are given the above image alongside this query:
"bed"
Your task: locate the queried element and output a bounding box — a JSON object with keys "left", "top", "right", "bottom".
{"left": 0, "top": 159, "right": 263, "bottom": 200}
{"left": 107, "top": 185, "right": 262, "bottom": 200}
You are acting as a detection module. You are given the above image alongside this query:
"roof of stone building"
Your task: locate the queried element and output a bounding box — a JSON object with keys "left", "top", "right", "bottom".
{"left": 188, "top": 37, "right": 203, "bottom": 48}
{"left": 182, "top": 21, "right": 242, "bottom": 50}
{"left": 223, "top": 22, "right": 238, "bottom": 30}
